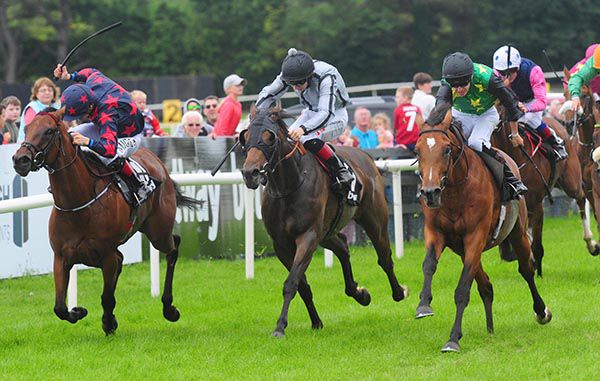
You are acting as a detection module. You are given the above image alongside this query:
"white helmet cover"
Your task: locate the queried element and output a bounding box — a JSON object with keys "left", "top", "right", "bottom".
{"left": 493, "top": 45, "right": 522, "bottom": 71}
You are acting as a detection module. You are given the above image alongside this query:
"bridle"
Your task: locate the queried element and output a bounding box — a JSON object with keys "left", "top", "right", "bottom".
{"left": 19, "top": 112, "right": 79, "bottom": 175}
{"left": 417, "top": 126, "right": 468, "bottom": 191}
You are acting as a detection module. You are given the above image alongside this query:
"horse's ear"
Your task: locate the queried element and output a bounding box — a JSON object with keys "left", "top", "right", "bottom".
{"left": 442, "top": 109, "right": 453, "bottom": 129}
{"left": 279, "top": 109, "right": 293, "bottom": 119}
{"left": 563, "top": 66, "right": 571, "bottom": 80}
{"left": 55, "top": 107, "right": 66, "bottom": 119}
{"left": 250, "top": 103, "right": 257, "bottom": 119}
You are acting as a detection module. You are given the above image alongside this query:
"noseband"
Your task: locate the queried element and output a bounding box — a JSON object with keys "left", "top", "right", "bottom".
{"left": 20, "top": 112, "right": 78, "bottom": 174}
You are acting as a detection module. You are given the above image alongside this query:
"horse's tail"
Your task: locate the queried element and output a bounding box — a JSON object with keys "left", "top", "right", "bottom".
{"left": 174, "top": 183, "right": 204, "bottom": 209}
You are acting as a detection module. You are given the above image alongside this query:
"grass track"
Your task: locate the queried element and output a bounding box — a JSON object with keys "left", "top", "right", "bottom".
{"left": 1, "top": 215, "right": 599, "bottom": 380}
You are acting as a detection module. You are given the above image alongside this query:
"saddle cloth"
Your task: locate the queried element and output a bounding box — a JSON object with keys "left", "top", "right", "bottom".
{"left": 114, "top": 158, "right": 159, "bottom": 206}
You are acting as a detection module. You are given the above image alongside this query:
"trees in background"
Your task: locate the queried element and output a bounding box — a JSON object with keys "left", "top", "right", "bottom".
{"left": 1, "top": 0, "right": 598, "bottom": 93}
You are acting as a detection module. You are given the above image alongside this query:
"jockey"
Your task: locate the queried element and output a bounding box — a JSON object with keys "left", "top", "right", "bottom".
{"left": 429, "top": 52, "right": 527, "bottom": 199}
{"left": 53, "top": 65, "right": 153, "bottom": 202}
{"left": 568, "top": 44, "right": 600, "bottom": 114}
{"left": 493, "top": 45, "right": 567, "bottom": 160}
{"left": 255, "top": 48, "right": 354, "bottom": 191}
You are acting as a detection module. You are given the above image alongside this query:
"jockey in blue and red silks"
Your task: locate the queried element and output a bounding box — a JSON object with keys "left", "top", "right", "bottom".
{"left": 53, "top": 65, "right": 153, "bottom": 199}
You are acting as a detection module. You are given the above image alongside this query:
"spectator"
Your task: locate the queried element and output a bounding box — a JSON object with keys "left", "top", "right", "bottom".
{"left": 0, "top": 104, "right": 5, "bottom": 145}
{"left": 17, "top": 77, "right": 61, "bottom": 142}
{"left": 412, "top": 72, "right": 436, "bottom": 120}
{"left": 394, "top": 86, "right": 423, "bottom": 151}
{"left": 332, "top": 127, "right": 358, "bottom": 147}
{"left": 130, "top": 90, "right": 167, "bottom": 137}
{"left": 377, "top": 129, "right": 395, "bottom": 149}
{"left": 373, "top": 112, "right": 392, "bottom": 135}
{"left": 1, "top": 96, "right": 21, "bottom": 144}
{"left": 202, "top": 95, "right": 219, "bottom": 130}
{"left": 350, "top": 107, "right": 379, "bottom": 149}
{"left": 184, "top": 97, "right": 202, "bottom": 113}
{"left": 177, "top": 111, "right": 205, "bottom": 137}
{"left": 209, "top": 74, "right": 246, "bottom": 138}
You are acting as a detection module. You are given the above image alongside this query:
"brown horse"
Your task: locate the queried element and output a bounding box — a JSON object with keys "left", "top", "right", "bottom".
{"left": 415, "top": 109, "right": 551, "bottom": 353}
{"left": 12, "top": 108, "right": 201, "bottom": 334}
{"left": 240, "top": 108, "right": 408, "bottom": 337}
{"left": 562, "top": 69, "right": 600, "bottom": 256}
{"left": 492, "top": 108, "right": 593, "bottom": 276}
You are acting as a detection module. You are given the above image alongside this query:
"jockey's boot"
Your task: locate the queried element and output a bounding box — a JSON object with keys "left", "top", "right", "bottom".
{"left": 541, "top": 124, "right": 567, "bottom": 161}
{"left": 112, "top": 158, "right": 151, "bottom": 204}
{"left": 482, "top": 146, "right": 527, "bottom": 200}
{"left": 304, "top": 139, "right": 354, "bottom": 192}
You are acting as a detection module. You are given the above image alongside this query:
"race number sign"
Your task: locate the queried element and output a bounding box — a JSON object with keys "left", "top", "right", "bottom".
{"left": 162, "top": 99, "right": 183, "bottom": 123}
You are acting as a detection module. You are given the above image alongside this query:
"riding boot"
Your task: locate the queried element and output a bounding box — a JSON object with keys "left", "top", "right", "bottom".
{"left": 482, "top": 146, "right": 527, "bottom": 200}
{"left": 543, "top": 128, "right": 568, "bottom": 161}
{"left": 304, "top": 139, "right": 354, "bottom": 191}
{"left": 111, "top": 158, "right": 148, "bottom": 203}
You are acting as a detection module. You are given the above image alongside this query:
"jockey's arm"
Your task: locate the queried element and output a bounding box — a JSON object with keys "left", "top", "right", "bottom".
{"left": 256, "top": 74, "right": 289, "bottom": 111}
{"left": 88, "top": 111, "right": 119, "bottom": 158}
{"left": 488, "top": 74, "right": 523, "bottom": 122}
{"left": 526, "top": 65, "right": 548, "bottom": 113}
{"left": 425, "top": 83, "right": 452, "bottom": 126}
{"left": 568, "top": 55, "right": 600, "bottom": 100}
{"left": 301, "top": 74, "right": 336, "bottom": 134}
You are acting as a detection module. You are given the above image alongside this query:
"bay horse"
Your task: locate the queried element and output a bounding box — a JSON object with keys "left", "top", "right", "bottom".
{"left": 12, "top": 108, "right": 201, "bottom": 335}
{"left": 562, "top": 69, "right": 600, "bottom": 254}
{"left": 492, "top": 107, "right": 593, "bottom": 276}
{"left": 240, "top": 108, "right": 408, "bottom": 337}
{"left": 415, "top": 108, "right": 551, "bottom": 353}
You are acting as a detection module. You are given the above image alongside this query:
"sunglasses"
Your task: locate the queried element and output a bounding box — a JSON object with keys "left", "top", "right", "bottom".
{"left": 448, "top": 79, "right": 471, "bottom": 89}
{"left": 186, "top": 123, "right": 202, "bottom": 127}
{"left": 187, "top": 105, "right": 201, "bottom": 110}
{"left": 204, "top": 104, "right": 217, "bottom": 109}
{"left": 288, "top": 78, "right": 308, "bottom": 86}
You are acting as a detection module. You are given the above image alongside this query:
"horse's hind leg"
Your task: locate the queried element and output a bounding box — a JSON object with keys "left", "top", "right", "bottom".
{"left": 508, "top": 214, "right": 552, "bottom": 325}
{"left": 274, "top": 242, "right": 323, "bottom": 330}
{"left": 474, "top": 266, "right": 494, "bottom": 334}
{"left": 355, "top": 210, "right": 408, "bottom": 302}
{"left": 322, "top": 233, "right": 371, "bottom": 306}
{"left": 160, "top": 235, "right": 181, "bottom": 322}
{"left": 53, "top": 253, "right": 88, "bottom": 324}
{"left": 529, "top": 204, "right": 545, "bottom": 277}
{"left": 575, "top": 195, "right": 600, "bottom": 255}
{"left": 100, "top": 250, "right": 124, "bottom": 335}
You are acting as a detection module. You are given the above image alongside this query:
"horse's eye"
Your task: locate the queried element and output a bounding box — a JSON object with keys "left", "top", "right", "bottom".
{"left": 45, "top": 129, "right": 54, "bottom": 135}
{"left": 444, "top": 146, "right": 452, "bottom": 156}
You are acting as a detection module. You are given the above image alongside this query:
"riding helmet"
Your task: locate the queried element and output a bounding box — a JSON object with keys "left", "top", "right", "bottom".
{"left": 442, "top": 52, "right": 474, "bottom": 84}
{"left": 281, "top": 48, "right": 315, "bottom": 83}
{"left": 493, "top": 45, "right": 521, "bottom": 71}
{"left": 61, "top": 84, "right": 96, "bottom": 122}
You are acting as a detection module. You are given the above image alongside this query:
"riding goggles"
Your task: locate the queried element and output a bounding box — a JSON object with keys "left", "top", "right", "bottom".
{"left": 446, "top": 76, "right": 471, "bottom": 88}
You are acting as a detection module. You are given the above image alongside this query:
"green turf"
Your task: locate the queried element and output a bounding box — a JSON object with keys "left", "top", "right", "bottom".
{"left": 1, "top": 215, "right": 599, "bottom": 380}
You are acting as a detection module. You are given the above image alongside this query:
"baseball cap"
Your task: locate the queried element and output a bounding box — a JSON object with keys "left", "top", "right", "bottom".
{"left": 223, "top": 74, "right": 247, "bottom": 92}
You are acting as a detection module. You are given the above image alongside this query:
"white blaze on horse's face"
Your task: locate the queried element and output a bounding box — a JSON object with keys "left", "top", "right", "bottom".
{"left": 427, "top": 137, "right": 436, "bottom": 151}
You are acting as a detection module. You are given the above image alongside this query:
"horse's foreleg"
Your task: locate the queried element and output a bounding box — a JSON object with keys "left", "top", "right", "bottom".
{"left": 273, "top": 230, "right": 318, "bottom": 338}
{"left": 576, "top": 196, "right": 599, "bottom": 255}
{"left": 508, "top": 215, "right": 552, "bottom": 326}
{"left": 274, "top": 242, "right": 323, "bottom": 330}
{"left": 100, "top": 250, "right": 123, "bottom": 335}
{"left": 416, "top": 231, "right": 444, "bottom": 319}
{"left": 161, "top": 235, "right": 181, "bottom": 322}
{"left": 529, "top": 204, "right": 545, "bottom": 277}
{"left": 322, "top": 233, "right": 370, "bottom": 306}
{"left": 53, "top": 254, "right": 87, "bottom": 324}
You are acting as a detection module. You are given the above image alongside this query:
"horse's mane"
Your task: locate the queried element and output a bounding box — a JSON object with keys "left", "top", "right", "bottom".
{"left": 41, "top": 106, "right": 58, "bottom": 113}
{"left": 426, "top": 103, "right": 451, "bottom": 126}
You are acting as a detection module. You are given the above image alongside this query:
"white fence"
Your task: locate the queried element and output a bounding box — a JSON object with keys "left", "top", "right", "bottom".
{"left": 0, "top": 159, "right": 417, "bottom": 306}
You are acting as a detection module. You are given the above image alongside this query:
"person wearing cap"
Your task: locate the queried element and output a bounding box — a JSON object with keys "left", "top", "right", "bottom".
{"left": 208, "top": 74, "right": 246, "bottom": 138}
{"left": 568, "top": 43, "right": 600, "bottom": 113}
{"left": 492, "top": 45, "right": 567, "bottom": 160}
{"left": 255, "top": 48, "right": 354, "bottom": 194}
{"left": 428, "top": 52, "right": 527, "bottom": 199}
{"left": 53, "top": 65, "right": 154, "bottom": 203}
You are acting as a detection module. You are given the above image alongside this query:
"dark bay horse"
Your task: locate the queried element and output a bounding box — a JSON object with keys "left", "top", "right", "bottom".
{"left": 415, "top": 109, "right": 551, "bottom": 352}
{"left": 492, "top": 108, "right": 593, "bottom": 276}
{"left": 240, "top": 108, "right": 408, "bottom": 337}
{"left": 12, "top": 108, "right": 201, "bottom": 334}
{"left": 562, "top": 69, "right": 600, "bottom": 254}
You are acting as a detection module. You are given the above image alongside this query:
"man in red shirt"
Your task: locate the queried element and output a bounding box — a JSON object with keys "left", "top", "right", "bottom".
{"left": 209, "top": 74, "right": 246, "bottom": 138}
{"left": 394, "top": 86, "right": 423, "bottom": 151}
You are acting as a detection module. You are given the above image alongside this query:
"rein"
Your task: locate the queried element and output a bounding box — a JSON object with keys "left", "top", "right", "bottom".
{"left": 418, "top": 127, "right": 469, "bottom": 189}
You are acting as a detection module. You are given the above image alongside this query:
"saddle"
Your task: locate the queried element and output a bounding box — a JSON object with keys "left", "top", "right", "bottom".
{"left": 113, "top": 158, "right": 160, "bottom": 206}
{"left": 314, "top": 151, "right": 362, "bottom": 207}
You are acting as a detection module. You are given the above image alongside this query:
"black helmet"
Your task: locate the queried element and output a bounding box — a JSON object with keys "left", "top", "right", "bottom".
{"left": 281, "top": 48, "right": 315, "bottom": 83}
{"left": 442, "top": 52, "right": 473, "bottom": 86}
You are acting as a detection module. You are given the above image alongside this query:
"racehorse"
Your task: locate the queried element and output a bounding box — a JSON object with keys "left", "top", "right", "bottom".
{"left": 12, "top": 108, "right": 201, "bottom": 335}
{"left": 240, "top": 108, "right": 408, "bottom": 337}
{"left": 415, "top": 108, "right": 551, "bottom": 352}
{"left": 492, "top": 107, "right": 593, "bottom": 276}
{"left": 562, "top": 68, "right": 600, "bottom": 256}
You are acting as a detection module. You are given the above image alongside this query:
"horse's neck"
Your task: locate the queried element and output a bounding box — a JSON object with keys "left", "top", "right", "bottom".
{"left": 578, "top": 119, "right": 594, "bottom": 145}
{"left": 267, "top": 146, "right": 304, "bottom": 196}
{"left": 48, "top": 143, "right": 101, "bottom": 209}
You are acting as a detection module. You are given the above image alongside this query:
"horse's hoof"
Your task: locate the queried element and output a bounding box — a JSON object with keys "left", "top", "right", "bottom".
{"left": 592, "top": 244, "right": 600, "bottom": 256}
{"left": 393, "top": 285, "right": 410, "bottom": 302}
{"left": 415, "top": 305, "right": 434, "bottom": 319}
{"left": 441, "top": 341, "right": 460, "bottom": 353}
{"left": 535, "top": 308, "right": 552, "bottom": 325}
{"left": 356, "top": 287, "right": 371, "bottom": 306}
{"left": 102, "top": 316, "right": 118, "bottom": 335}
{"left": 163, "top": 306, "right": 181, "bottom": 322}
{"left": 312, "top": 321, "right": 324, "bottom": 330}
{"left": 272, "top": 330, "right": 285, "bottom": 338}
{"left": 70, "top": 306, "right": 88, "bottom": 322}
